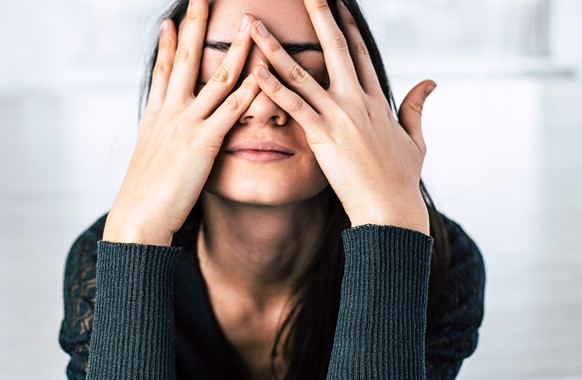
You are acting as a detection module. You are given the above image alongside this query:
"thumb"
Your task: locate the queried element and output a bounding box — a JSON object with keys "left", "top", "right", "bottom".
{"left": 397, "top": 80, "right": 436, "bottom": 153}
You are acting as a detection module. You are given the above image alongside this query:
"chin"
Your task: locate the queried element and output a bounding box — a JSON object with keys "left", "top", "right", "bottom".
{"left": 204, "top": 169, "right": 329, "bottom": 208}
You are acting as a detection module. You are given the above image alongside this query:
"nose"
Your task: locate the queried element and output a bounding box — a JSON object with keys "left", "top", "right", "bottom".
{"left": 238, "top": 46, "right": 288, "bottom": 126}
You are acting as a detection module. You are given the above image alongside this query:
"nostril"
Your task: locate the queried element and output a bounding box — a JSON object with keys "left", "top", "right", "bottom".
{"left": 238, "top": 115, "right": 253, "bottom": 125}
{"left": 236, "top": 91, "right": 288, "bottom": 126}
{"left": 271, "top": 115, "right": 286, "bottom": 126}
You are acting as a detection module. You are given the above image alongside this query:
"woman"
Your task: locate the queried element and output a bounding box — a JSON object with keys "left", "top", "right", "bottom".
{"left": 59, "top": 0, "right": 485, "bottom": 378}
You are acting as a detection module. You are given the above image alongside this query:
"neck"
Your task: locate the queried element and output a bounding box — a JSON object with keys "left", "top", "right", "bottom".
{"left": 197, "top": 190, "right": 329, "bottom": 305}
{"left": 196, "top": 190, "right": 330, "bottom": 379}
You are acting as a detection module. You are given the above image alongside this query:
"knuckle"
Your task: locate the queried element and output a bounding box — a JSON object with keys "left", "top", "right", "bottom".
{"left": 265, "top": 38, "right": 283, "bottom": 54}
{"left": 211, "top": 65, "right": 231, "bottom": 83}
{"left": 342, "top": 88, "right": 365, "bottom": 103}
{"left": 407, "top": 101, "right": 423, "bottom": 115}
{"left": 289, "top": 64, "right": 308, "bottom": 83}
{"left": 331, "top": 32, "right": 349, "bottom": 51}
{"left": 185, "top": 8, "right": 203, "bottom": 22}
{"left": 158, "top": 36, "right": 175, "bottom": 51}
{"left": 271, "top": 80, "right": 284, "bottom": 95}
{"left": 354, "top": 41, "right": 369, "bottom": 57}
{"left": 379, "top": 95, "right": 391, "bottom": 109}
{"left": 153, "top": 63, "right": 170, "bottom": 77}
{"left": 287, "top": 95, "right": 304, "bottom": 113}
{"left": 370, "top": 95, "right": 389, "bottom": 113}
{"left": 174, "top": 46, "right": 192, "bottom": 63}
{"left": 241, "top": 78, "right": 256, "bottom": 93}
{"left": 354, "top": 95, "right": 368, "bottom": 110}
{"left": 224, "top": 93, "right": 242, "bottom": 111}
{"left": 344, "top": 13, "right": 358, "bottom": 27}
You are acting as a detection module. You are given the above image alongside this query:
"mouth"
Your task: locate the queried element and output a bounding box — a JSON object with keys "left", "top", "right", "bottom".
{"left": 225, "top": 141, "right": 294, "bottom": 163}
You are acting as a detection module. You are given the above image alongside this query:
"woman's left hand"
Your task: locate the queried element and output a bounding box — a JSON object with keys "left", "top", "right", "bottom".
{"left": 246, "top": 0, "right": 435, "bottom": 234}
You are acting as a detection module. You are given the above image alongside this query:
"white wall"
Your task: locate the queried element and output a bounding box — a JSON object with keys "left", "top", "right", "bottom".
{"left": 550, "top": 0, "right": 582, "bottom": 77}
{"left": 0, "top": 0, "right": 168, "bottom": 92}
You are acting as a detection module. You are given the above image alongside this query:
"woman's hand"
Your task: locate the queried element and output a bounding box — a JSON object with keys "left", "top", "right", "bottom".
{"left": 246, "top": 0, "right": 435, "bottom": 234}
{"left": 103, "top": 0, "right": 259, "bottom": 246}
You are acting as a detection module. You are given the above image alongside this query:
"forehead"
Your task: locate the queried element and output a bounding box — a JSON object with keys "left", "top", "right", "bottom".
{"left": 207, "top": 0, "right": 318, "bottom": 43}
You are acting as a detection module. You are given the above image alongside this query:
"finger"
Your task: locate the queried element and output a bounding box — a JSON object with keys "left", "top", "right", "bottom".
{"left": 252, "top": 63, "right": 326, "bottom": 139}
{"left": 147, "top": 19, "right": 177, "bottom": 111}
{"left": 248, "top": 17, "right": 335, "bottom": 113}
{"left": 303, "top": 0, "right": 359, "bottom": 91}
{"left": 336, "top": 1, "right": 383, "bottom": 96}
{"left": 192, "top": 15, "right": 253, "bottom": 118}
{"left": 203, "top": 74, "right": 260, "bottom": 137}
{"left": 166, "top": 0, "right": 209, "bottom": 103}
{"left": 398, "top": 80, "right": 436, "bottom": 154}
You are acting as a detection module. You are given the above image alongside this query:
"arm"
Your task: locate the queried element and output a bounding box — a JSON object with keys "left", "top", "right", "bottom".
{"left": 60, "top": 219, "right": 102, "bottom": 380}
{"left": 327, "top": 225, "right": 433, "bottom": 380}
{"left": 85, "top": 2, "right": 258, "bottom": 376}
{"left": 59, "top": 217, "right": 180, "bottom": 379}
{"left": 326, "top": 219, "right": 485, "bottom": 380}
{"left": 85, "top": 242, "right": 178, "bottom": 379}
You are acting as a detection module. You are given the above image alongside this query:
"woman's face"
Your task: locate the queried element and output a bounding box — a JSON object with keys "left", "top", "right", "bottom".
{"left": 200, "top": 0, "right": 330, "bottom": 207}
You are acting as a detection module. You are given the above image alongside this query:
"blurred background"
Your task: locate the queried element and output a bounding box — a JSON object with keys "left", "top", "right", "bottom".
{"left": 1, "top": 0, "right": 581, "bottom": 378}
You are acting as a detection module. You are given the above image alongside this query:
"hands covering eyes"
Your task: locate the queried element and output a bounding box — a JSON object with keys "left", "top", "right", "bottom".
{"left": 246, "top": 1, "right": 435, "bottom": 233}
{"left": 103, "top": 0, "right": 434, "bottom": 246}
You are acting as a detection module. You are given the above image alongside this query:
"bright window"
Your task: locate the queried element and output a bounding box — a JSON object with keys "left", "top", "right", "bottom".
{"left": 361, "top": 0, "right": 550, "bottom": 58}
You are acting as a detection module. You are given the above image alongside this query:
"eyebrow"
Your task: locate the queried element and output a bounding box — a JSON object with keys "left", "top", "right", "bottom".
{"left": 204, "top": 41, "right": 323, "bottom": 55}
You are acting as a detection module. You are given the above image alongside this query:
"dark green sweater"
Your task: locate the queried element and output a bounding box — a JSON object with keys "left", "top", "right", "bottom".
{"left": 60, "top": 215, "right": 485, "bottom": 379}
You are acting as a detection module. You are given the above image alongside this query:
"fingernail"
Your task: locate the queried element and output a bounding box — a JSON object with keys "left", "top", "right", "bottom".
{"left": 160, "top": 19, "right": 168, "bottom": 33}
{"left": 425, "top": 82, "right": 437, "bottom": 96}
{"left": 239, "top": 15, "right": 249, "bottom": 31}
{"left": 256, "top": 21, "right": 270, "bottom": 37}
{"left": 258, "top": 64, "right": 270, "bottom": 79}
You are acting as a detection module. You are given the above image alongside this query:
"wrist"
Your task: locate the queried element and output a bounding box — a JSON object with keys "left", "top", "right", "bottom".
{"left": 103, "top": 213, "right": 174, "bottom": 247}
{"left": 348, "top": 193, "right": 430, "bottom": 235}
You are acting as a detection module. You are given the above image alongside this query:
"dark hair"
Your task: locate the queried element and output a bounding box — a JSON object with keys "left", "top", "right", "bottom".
{"left": 141, "top": 1, "right": 450, "bottom": 378}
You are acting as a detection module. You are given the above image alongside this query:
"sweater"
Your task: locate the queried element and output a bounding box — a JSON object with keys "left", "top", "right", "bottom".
{"left": 59, "top": 214, "right": 485, "bottom": 379}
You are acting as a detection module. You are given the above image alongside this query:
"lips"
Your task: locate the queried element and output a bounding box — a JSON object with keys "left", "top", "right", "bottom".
{"left": 225, "top": 141, "right": 294, "bottom": 163}
{"left": 226, "top": 141, "right": 294, "bottom": 154}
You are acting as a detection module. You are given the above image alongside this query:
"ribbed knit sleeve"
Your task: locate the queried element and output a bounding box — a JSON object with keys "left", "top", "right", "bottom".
{"left": 327, "top": 225, "right": 433, "bottom": 380}
{"left": 87, "top": 241, "right": 180, "bottom": 380}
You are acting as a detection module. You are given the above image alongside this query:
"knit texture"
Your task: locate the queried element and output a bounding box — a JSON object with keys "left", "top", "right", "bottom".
{"left": 326, "top": 225, "right": 432, "bottom": 379}
{"left": 87, "top": 242, "right": 179, "bottom": 380}
{"left": 60, "top": 214, "right": 485, "bottom": 379}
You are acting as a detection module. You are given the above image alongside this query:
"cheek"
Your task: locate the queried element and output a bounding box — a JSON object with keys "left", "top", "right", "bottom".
{"left": 302, "top": 163, "right": 329, "bottom": 197}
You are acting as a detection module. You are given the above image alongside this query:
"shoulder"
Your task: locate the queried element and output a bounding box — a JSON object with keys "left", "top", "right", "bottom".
{"left": 62, "top": 213, "right": 108, "bottom": 322}
{"left": 60, "top": 214, "right": 108, "bottom": 378}
{"left": 63, "top": 214, "right": 107, "bottom": 288}
{"left": 439, "top": 214, "right": 486, "bottom": 306}
{"left": 433, "top": 213, "right": 485, "bottom": 324}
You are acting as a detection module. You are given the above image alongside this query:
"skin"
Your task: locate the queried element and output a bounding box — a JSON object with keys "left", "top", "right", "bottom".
{"left": 103, "top": 0, "right": 435, "bottom": 377}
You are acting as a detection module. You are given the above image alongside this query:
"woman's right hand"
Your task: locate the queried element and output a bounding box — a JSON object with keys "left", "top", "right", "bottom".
{"left": 103, "top": 0, "right": 258, "bottom": 246}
